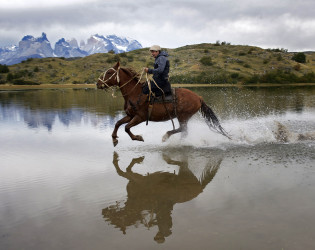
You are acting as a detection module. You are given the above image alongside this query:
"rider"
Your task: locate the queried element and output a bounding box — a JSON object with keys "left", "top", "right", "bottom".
{"left": 143, "top": 45, "right": 172, "bottom": 97}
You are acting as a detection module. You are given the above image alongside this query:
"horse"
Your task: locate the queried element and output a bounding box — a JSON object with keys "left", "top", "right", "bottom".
{"left": 97, "top": 62, "right": 229, "bottom": 146}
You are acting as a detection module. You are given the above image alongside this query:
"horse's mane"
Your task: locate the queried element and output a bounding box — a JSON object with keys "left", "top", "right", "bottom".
{"left": 121, "top": 67, "right": 143, "bottom": 84}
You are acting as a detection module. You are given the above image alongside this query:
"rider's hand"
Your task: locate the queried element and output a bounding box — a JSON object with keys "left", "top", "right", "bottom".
{"left": 144, "top": 67, "right": 149, "bottom": 73}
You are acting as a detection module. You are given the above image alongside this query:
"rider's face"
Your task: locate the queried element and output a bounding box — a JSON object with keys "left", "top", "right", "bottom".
{"left": 150, "top": 50, "right": 159, "bottom": 58}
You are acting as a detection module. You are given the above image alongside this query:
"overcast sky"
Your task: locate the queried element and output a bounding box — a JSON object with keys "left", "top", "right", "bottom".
{"left": 1, "top": 0, "right": 315, "bottom": 51}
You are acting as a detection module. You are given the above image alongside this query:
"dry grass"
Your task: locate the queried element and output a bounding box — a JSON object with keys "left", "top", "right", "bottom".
{"left": 1, "top": 43, "right": 315, "bottom": 86}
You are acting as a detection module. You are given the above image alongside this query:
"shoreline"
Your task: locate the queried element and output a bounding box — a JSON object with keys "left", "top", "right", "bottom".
{"left": 1, "top": 82, "right": 315, "bottom": 90}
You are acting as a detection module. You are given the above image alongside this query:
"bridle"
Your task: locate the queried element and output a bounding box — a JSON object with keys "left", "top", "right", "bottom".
{"left": 98, "top": 66, "right": 121, "bottom": 89}
{"left": 98, "top": 66, "right": 146, "bottom": 97}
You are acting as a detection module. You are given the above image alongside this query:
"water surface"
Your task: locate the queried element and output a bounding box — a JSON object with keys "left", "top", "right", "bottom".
{"left": 1, "top": 87, "right": 315, "bottom": 249}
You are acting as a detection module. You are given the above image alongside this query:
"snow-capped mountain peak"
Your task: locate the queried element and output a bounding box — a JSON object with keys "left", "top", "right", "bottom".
{"left": 0, "top": 33, "right": 143, "bottom": 65}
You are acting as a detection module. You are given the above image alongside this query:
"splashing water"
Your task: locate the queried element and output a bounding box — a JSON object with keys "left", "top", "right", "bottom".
{"left": 110, "top": 110, "right": 315, "bottom": 150}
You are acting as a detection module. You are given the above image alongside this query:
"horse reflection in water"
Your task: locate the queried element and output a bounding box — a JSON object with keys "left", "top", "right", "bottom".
{"left": 102, "top": 151, "right": 222, "bottom": 243}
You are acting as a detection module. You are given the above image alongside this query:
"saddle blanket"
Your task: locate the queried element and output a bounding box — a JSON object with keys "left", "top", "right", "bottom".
{"left": 152, "top": 88, "right": 176, "bottom": 104}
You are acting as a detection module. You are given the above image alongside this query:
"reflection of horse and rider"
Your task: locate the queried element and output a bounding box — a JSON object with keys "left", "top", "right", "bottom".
{"left": 102, "top": 152, "right": 222, "bottom": 244}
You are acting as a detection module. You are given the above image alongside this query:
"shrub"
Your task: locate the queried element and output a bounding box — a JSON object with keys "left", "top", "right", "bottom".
{"left": 292, "top": 52, "right": 306, "bottom": 63}
{"left": 12, "top": 79, "right": 40, "bottom": 85}
{"left": 106, "top": 55, "right": 120, "bottom": 63}
{"left": 7, "top": 73, "right": 14, "bottom": 82}
{"left": 243, "top": 63, "right": 251, "bottom": 68}
{"left": 293, "top": 64, "right": 301, "bottom": 71}
{"left": 0, "top": 64, "right": 9, "bottom": 73}
{"left": 247, "top": 48, "right": 255, "bottom": 54}
{"left": 263, "top": 59, "right": 269, "bottom": 64}
{"left": 200, "top": 56, "right": 213, "bottom": 66}
{"left": 277, "top": 54, "right": 283, "bottom": 61}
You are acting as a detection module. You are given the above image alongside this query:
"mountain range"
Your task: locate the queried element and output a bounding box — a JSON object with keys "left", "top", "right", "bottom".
{"left": 0, "top": 32, "right": 142, "bottom": 65}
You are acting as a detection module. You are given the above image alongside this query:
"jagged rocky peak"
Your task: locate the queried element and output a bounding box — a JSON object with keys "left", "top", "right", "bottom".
{"left": 55, "top": 38, "right": 87, "bottom": 58}
{"left": 0, "top": 32, "right": 142, "bottom": 65}
{"left": 68, "top": 38, "right": 79, "bottom": 48}
{"left": 21, "top": 32, "right": 49, "bottom": 43}
{"left": 81, "top": 34, "right": 142, "bottom": 54}
{"left": 18, "top": 32, "right": 54, "bottom": 58}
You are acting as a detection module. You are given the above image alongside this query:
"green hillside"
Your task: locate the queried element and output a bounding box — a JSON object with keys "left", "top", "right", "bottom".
{"left": 1, "top": 43, "right": 315, "bottom": 86}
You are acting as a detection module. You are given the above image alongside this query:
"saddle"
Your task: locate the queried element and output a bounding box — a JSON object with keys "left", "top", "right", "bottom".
{"left": 146, "top": 88, "right": 177, "bottom": 126}
{"left": 149, "top": 88, "right": 176, "bottom": 104}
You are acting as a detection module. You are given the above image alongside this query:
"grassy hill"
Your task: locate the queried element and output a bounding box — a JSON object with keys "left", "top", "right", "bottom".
{"left": 1, "top": 43, "right": 315, "bottom": 86}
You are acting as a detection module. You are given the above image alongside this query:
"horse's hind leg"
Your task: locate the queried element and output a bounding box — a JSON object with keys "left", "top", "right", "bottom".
{"left": 162, "top": 121, "right": 188, "bottom": 142}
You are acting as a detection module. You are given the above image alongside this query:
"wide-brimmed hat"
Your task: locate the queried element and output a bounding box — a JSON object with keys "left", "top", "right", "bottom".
{"left": 149, "top": 45, "right": 161, "bottom": 51}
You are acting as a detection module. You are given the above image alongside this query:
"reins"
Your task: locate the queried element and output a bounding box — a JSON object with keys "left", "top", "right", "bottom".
{"left": 98, "top": 66, "right": 144, "bottom": 97}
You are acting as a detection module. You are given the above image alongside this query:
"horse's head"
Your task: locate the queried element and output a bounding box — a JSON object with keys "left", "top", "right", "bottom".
{"left": 96, "top": 62, "right": 120, "bottom": 90}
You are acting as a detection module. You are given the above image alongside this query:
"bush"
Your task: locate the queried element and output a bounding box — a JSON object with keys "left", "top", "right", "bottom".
{"left": 292, "top": 52, "right": 306, "bottom": 63}
{"left": 243, "top": 63, "right": 251, "bottom": 68}
{"left": 0, "top": 75, "right": 6, "bottom": 84}
{"left": 106, "top": 54, "right": 120, "bottom": 63}
{"left": 293, "top": 64, "right": 301, "bottom": 71}
{"left": 200, "top": 56, "right": 213, "bottom": 66}
{"left": 12, "top": 79, "right": 40, "bottom": 85}
{"left": 231, "top": 73, "right": 239, "bottom": 79}
{"left": 0, "top": 64, "right": 9, "bottom": 73}
{"left": 247, "top": 48, "right": 255, "bottom": 54}
{"left": 6, "top": 73, "right": 14, "bottom": 82}
{"left": 127, "top": 55, "right": 134, "bottom": 62}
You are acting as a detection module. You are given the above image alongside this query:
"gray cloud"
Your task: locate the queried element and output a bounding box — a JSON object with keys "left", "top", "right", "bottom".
{"left": 0, "top": 0, "right": 314, "bottom": 51}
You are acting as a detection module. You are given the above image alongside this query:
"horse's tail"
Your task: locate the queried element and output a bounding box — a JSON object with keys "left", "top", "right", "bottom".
{"left": 200, "top": 99, "right": 231, "bottom": 139}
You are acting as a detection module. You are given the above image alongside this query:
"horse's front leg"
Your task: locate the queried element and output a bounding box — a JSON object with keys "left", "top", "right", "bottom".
{"left": 112, "top": 116, "right": 132, "bottom": 146}
{"left": 125, "top": 115, "right": 145, "bottom": 142}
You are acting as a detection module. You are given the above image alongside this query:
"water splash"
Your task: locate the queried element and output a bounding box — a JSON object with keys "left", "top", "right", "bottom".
{"left": 110, "top": 110, "right": 315, "bottom": 150}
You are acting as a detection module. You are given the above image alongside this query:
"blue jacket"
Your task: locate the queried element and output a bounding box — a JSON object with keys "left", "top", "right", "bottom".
{"left": 148, "top": 51, "right": 170, "bottom": 83}
{"left": 147, "top": 51, "right": 171, "bottom": 95}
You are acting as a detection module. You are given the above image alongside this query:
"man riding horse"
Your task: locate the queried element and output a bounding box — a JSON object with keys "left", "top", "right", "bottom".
{"left": 96, "top": 48, "right": 230, "bottom": 146}
{"left": 143, "top": 45, "right": 172, "bottom": 97}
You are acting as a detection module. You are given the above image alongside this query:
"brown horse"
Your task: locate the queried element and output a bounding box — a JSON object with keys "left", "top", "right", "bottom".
{"left": 97, "top": 62, "right": 229, "bottom": 146}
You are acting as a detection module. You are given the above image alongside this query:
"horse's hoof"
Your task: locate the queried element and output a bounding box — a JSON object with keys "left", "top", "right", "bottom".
{"left": 113, "top": 138, "right": 118, "bottom": 147}
{"left": 134, "top": 135, "right": 144, "bottom": 142}
{"left": 162, "top": 133, "right": 169, "bottom": 142}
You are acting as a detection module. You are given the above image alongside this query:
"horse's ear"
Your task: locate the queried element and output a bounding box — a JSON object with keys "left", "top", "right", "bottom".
{"left": 114, "top": 61, "right": 120, "bottom": 69}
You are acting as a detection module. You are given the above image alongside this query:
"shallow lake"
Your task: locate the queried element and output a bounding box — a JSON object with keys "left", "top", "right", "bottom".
{"left": 1, "top": 86, "right": 315, "bottom": 249}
